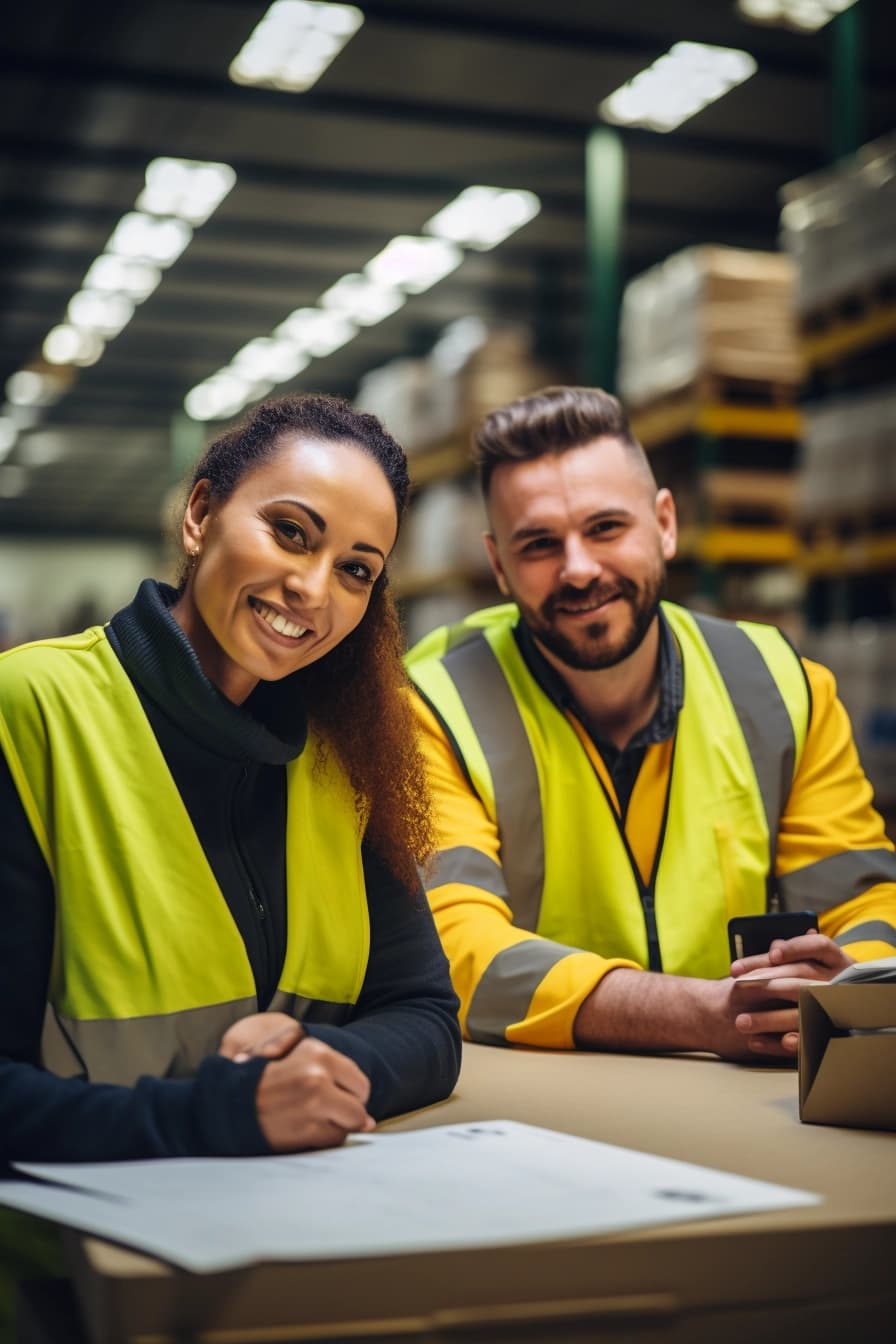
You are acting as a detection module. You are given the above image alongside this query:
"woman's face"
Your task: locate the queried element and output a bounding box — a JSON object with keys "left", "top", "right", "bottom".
{"left": 173, "top": 434, "right": 399, "bottom": 704}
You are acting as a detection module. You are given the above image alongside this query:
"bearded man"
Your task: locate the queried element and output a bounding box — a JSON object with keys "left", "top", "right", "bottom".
{"left": 405, "top": 385, "right": 896, "bottom": 1060}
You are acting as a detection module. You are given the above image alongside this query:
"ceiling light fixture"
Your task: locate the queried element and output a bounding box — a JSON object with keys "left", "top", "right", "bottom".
{"left": 137, "top": 157, "right": 236, "bottom": 225}
{"left": 0, "top": 417, "right": 17, "bottom": 463}
{"left": 42, "top": 325, "right": 105, "bottom": 367}
{"left": 424, "top": 187, "right": 541, "bottom": 251}
{"left": 274, "top": 308, "right": 358, "bottom": 358}
{"left": 599, "top": 42, "right": 756, "bottom": 132}
{"left": 365, "top": 236, "right": 463, "bottom": 294}
{"left": 320, "top": 274, "right": 406, "bottom": 325}
{"left": 229, "top": 1, "right": 364, "bottom": 92}
{"left": 736, "top": 0, "right": 857, "bottom": 32}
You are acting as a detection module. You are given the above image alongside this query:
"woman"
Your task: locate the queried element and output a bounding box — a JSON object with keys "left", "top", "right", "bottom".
{"left": 0, "top": 393, "right": 461, "bottom": 1162}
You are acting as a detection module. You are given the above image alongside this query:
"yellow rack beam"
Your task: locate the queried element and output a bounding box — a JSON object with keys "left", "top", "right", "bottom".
{"left": 802, "top": 303, "right": 896, "bottom": 368}
{"left": 632, "top": 399, "right": 802, "bottom": 448}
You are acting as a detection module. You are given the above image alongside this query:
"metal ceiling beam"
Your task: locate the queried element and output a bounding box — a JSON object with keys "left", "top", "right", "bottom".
{"left": 0, "top": 55, "right": 824, "bottom": 170}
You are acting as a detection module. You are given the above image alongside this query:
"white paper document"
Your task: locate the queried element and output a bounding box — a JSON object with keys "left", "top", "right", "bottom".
{"left": 0, "top": 1120, "right": 820, "bottom": 1273}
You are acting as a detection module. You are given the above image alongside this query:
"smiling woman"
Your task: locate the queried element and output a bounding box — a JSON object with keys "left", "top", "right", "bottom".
{"left": 0, "top": 393, "right": 461, "bottom": 1171}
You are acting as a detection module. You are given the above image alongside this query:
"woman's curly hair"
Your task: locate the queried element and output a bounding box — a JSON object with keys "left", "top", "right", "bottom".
{"left": 181, "top": 393, "right": 434, "bottom": 893}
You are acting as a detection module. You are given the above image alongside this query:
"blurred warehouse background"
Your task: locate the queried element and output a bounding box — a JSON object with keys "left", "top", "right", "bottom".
{"left": 1, "top": 0, "right": 896, "bottom": 802}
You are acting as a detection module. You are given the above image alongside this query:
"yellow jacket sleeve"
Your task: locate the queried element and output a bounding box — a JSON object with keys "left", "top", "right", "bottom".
{"left": 776, "top": 659, "right": 896, "bottom": 959}
{"left": 413, "top": 693, "right": 637, "bottom": 1046}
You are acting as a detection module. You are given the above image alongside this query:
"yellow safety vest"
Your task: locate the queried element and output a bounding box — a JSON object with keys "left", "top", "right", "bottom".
{"left": 0, "top": 626, "right": 369, "bottom": 1085}
{"left": 406, "top": 602, "right": 809, "bottom": 980}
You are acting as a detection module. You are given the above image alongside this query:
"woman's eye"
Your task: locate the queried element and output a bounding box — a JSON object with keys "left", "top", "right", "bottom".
{"left": 342, "top": 560, "right": 374, "bottom": 583}
{"left": 275, "top": 520, "right": 306, "bottom": 545}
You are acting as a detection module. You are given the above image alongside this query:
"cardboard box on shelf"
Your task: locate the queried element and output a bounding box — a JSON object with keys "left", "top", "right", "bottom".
{"left": 799, "top": 982, "right": 896, "bottom": 1131}
{"left": 618, "top": 245, "right": 804, "bottom": 410}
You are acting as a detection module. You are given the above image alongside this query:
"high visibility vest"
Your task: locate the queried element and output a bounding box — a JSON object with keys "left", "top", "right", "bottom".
{"left": 406, "top": 602, "right": 810, "bottom": 979}
{"left": 0, "top": 626, "right": 369, "bottom": 1085}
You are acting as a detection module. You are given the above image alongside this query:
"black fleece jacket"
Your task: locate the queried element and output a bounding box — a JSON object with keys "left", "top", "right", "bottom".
{"left": 0, "top": 581, "right": 460, "bottom": 1162}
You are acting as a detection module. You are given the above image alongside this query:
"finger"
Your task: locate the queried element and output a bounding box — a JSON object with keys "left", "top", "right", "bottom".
{"left": 746, "top": 1032, "right": 798, "bottom": 1058}
{"left": 296, "top": 1038, "right": 372, "bottom": 1104}
{"left": 235, "top": 1021, "right": 305, "bottom": 1063}
{"left": 735, "top": 1007, "right": 799, "bottom": 1036}
{"left": 730, "top": 951, "right": 775, "bottom": 977}
{"left": 767, "top": 933, "right": 837, "bottom": 966}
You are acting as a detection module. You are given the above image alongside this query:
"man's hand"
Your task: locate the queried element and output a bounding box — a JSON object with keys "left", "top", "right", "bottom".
{"left": 731, "top": 931, "right": 855, "bottom": 983}
{"left": 253, "top": 1036, "right": 375, "bottom": 1152}
{"left": 725, "top": 932, "right": 855, "bottom": 1058}
{"left": 219, "top": 1011, "right": 304, "bottom": 1064}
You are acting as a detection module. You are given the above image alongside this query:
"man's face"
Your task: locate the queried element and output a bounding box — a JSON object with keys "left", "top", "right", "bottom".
{"left": 483, "top": 437, "right": 677, "bottom": 672}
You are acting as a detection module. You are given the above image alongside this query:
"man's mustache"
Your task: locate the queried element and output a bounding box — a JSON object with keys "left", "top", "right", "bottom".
{"left": 542, "top": 578, "right": 637, "bottom": 619}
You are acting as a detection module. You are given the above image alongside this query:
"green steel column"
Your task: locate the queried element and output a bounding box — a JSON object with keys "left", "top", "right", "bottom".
{"left": 585, "top": 125, "right": 625, "bottom": 393}
{"left": 170, "top": 410, "right": 205, "bottom": 487}
{"left": 831, "top": 0, "right": 864, "bottom": 162}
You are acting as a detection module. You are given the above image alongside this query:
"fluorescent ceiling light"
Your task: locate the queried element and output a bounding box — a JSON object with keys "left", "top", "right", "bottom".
{"left": 5, "top": 370, "right": 66, "bottom": 408}
{"left": 230, "top": 1, "right": 364, "bottom": 92}
{"left": 231, "top": 337, "right": 311, "bottom": 382}
{"left": 320, "top": 274, "right": 406, "bottom": 325}
{"left": 137, "top": 158, "right": 236, "bottom": 225}
{"left": 67, "top": 290, "right": 135, "bottom": 338}
{"left": 275, "top": 308, "right": 357, "bottom": 357}
{"left": 83, "top": 255, "right": 162, "bottom": 302}
{"left": 599, "top": 42, "right": 756, "bottom": 132}
{"left": 105, "top": 213, "right": 193, "bottom": 267}
{"left": 424, "top": 187, "right": 541, "bottom": 251}
{"left": 184, "top": 372, "right": 260, "bottom": 423}
{"left": 365, "top": 236, "right": 463, "bottom": 294}
{"left": 42, "top": 325, "right": 105, "bottom": 367}
{"left": 737, "top": 0, "right": 856, "bottom": 32}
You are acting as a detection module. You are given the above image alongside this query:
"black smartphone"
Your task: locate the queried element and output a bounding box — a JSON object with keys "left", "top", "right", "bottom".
{"left": 727, "top": 910, "right": 818, "bottom": 961}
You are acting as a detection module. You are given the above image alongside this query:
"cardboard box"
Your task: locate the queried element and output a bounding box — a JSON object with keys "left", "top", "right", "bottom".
{"left": 799, "top": 983, "right": 896, "bottom": 1130}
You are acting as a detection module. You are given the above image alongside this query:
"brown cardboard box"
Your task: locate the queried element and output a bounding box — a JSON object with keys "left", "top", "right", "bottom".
{"left": 799, "top": 983, "right": 896, "bottom": 1130}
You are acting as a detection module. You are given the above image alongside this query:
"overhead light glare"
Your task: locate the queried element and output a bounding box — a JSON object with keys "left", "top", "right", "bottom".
{"left": 68, "top": 290, "right": 135, "bottom": 338}
{"left": 320, "top": 274, "right": 406, "bottom": 325}
{"left": 736, "top": 0, "right": 856, "bottom": 32}
{"left": 365, "top": 236, "right": 463, "bottom": 295}
{"left": 83, "top": 255, "right": 162, "bottom": 302}
{"left": 105, "top": 212, "right": 193, "bottom": 267}
{"left": 274, "top": 307, "right": 357, "bottom": 357}
{"left": 184, "top": 371, "right": 258, "bottom": 422}
{"left": 424, "top": 187, "right": 541, "bottom": 251}
{"left": 17, "top": 432, "right": 67, "bottom": 468}
{"left": 137, "top": 157, "right": 236, "bottom": 225}
{"left": 43, "top": 325, "right": 105, "bottom": 367}
{"left": 599, "top": 42, "right": 756, "bottom": 132}
{"left": 231, "top": 337, "right": 311, "bottom": 382}
{"left": 229, "top": 1, "right": 364, "bottom": 92}
{"left": 5, "top": 370, "right": 66, "bottom": 408}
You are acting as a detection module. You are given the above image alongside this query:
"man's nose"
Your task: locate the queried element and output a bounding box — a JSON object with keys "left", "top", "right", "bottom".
{"left": 559, "top": 536, "right": 601, "bottom": 585}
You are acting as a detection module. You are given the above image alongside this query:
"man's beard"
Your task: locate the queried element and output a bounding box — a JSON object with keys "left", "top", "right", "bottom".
{"left": 519, "top": 568, "right": 664, "bottom": 672}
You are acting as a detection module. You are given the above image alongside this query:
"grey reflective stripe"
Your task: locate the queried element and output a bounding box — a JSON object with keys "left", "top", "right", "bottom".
{"left": 48, "top": 997, "right": 258, "bottom": 1085}
{"left": 467, "top": 939, "right": 582, "bottom": 1045}
{"left": 442, "top": 633, "right": 545, "bottom": 930}
{"left": 692, "top": 612, "right": 794, "bottom": 876}
{"left": 426, "top": 845, "right": 509, "bottom": 899}
{"left": 45, "top": 992, "right": 354, "bottom": 1085}
{"left": 778, "top": 847, "right": 896, "bottom": 914}
{"left": 835, "top": 919, "right": 896, "bottom": 948}
{"left": 270, "top": 990, "right": 353, "bottom": 1027}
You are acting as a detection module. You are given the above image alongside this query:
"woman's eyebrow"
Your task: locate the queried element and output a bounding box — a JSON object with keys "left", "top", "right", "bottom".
{"left": 272, "top": 499, "right": 385, "bottom": 562}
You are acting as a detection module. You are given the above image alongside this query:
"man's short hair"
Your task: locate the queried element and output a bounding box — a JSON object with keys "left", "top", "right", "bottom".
{"left": 473, "top": 385, "right": 648, "bottom": 498}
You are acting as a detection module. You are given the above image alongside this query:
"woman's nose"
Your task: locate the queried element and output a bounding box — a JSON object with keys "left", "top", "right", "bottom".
{"left": 285, "top": 555, "right": 329, "bottom": 607}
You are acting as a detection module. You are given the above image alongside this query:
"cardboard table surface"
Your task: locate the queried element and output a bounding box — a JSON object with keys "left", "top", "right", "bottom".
{"left": 53, "top": 1045, "right": 896, "bottom": 1343}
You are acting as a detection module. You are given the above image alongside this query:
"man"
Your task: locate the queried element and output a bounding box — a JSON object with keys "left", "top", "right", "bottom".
{"left": 405, "top": 386, "right": 896, "bottom": 1061}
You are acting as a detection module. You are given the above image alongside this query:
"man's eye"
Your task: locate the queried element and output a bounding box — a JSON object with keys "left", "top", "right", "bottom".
{"left": 522, "top": 537, "right": 556, "bottom": 554}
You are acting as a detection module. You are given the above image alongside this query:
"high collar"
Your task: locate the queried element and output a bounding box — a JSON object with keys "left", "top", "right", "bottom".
{"left": 107, "top": 579, "right": 307, "bottom": 765}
